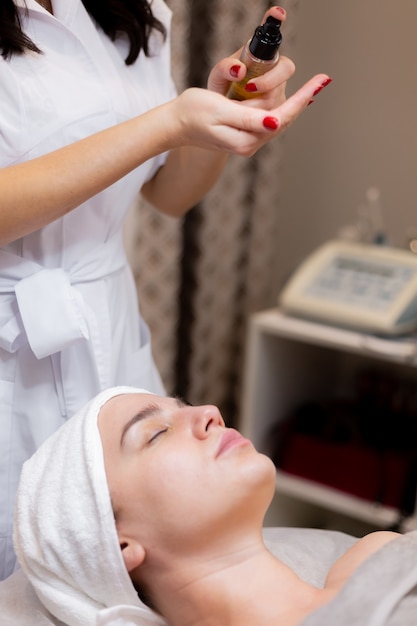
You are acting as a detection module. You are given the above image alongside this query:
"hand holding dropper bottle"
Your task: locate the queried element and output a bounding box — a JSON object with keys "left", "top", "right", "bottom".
{"left": 227, "top": 16, "right": 283, "bottom": 101}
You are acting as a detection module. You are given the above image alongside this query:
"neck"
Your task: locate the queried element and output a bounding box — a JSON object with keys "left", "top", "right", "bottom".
{"left": 153, "top": 538, "right": 330, "bottom": 626}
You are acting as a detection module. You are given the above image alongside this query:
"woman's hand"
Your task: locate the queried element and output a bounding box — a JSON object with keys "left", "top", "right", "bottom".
{"left": 141, "top": 72, "right": 331, "bottom": 214}
{"left": 170, "top": 72, "right": 332, "bottom": 158}
{"left": 207, "top": 6, "right": 294, "bottom": 110}
{"left": 146, "top": 5, "right": 332, "bottom": 215}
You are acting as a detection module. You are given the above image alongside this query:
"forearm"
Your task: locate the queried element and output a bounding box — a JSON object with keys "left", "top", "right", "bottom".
{"left": 0, "top": 75, "right": 330, "bottom": 245}
{"left": 141, "top": 146, "right": 229, "bottom": 216}
{"left": 0, "top": 102, "right": 175, "bottom": 246}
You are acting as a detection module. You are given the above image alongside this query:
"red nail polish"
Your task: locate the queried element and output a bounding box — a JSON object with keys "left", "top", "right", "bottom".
{"left": 274, "top": 6, "right": 286, "bottom": 17}
{"left": 263, "top": 116, "right": 279, "bottom": 130}
{"left": 307, "top": 99, "right": 314, "bottom": 106}
{"left": 313, "top": 77, "right": 333, "bottom": 97}
{"left": 245, "top": 83, "right": 258, "bottom": 93}
{"left": 230, "top": 65, "right": 240, "bottom": 78}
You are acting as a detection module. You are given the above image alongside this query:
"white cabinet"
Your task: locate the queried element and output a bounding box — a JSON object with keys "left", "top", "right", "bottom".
{"left": 239, "top": 309, "right": 417, "bottom": 534}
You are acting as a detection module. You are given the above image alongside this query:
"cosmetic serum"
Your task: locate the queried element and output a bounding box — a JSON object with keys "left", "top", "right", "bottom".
{"left": 227, "top": 16, "right": 283, "bottom": 101}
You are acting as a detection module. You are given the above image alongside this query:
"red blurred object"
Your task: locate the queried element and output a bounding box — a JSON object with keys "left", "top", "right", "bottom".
{"left": 277, "top": 433, "right": 416, "bottom": 508}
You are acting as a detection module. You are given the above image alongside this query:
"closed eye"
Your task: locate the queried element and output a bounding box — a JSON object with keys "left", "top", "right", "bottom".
{"left": 148, "top": 428, "right": 169, "bottom": 444}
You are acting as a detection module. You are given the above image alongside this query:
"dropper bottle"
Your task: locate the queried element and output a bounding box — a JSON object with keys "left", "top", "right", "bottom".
{"left": 227, "top": 16, "right": 283, "bottom": 101}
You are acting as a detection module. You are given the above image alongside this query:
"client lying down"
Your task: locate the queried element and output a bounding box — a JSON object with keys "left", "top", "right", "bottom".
{"left": 13, "top": 387, "right": 417, "bottom": 626}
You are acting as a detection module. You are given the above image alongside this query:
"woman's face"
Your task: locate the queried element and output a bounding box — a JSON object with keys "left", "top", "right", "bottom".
{"left": 98, "top": 393, "right": 275, "bottom": 557}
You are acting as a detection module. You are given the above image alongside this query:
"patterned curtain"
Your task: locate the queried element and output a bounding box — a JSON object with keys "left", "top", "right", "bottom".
{"left": 126, "top": 0, "right": 299, "bottom": 425}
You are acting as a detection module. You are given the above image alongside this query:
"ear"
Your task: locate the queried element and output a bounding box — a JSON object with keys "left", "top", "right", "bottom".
{"left": 120, "top": 538, "right": 146, "bottom": 573}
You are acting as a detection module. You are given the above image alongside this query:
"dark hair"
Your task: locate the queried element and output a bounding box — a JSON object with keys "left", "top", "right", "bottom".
{"left": 0, "top": 0, "right": 166, "bottom": 63}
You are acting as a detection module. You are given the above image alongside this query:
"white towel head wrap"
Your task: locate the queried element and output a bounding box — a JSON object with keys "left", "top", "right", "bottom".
{"left": 13, "top": 386, "right": 167, "bottom": 626}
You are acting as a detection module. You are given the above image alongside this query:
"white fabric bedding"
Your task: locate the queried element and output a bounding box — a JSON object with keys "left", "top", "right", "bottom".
{"left": 1, "top": 527, "right": 356, "bottom": 625}
{"left": 300, "top": 529, "right": 417, "bottom": 626}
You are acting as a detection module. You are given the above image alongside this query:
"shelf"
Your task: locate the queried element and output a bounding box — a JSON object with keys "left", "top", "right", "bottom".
{"left": 275, "top": 470, "right": 400, "bottom": 528}
{"left": 240, "top": 308, "right": 417, "bottom": 532}
{"left": 254, "top": 309, "right": 417, "bottom": 365}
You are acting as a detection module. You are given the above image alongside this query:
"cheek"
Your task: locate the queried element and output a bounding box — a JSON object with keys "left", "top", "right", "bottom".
{"left": 153, "top": 452, "right": 209, "bottom": 499}
{"left": 141, "top": 452, "right": 221, "bottom": 528}
{"left": 115, "top": 448, "right": 275, "bottom": 531}
{"left": 154, "top": 449, "right": 274, "bottom": 515}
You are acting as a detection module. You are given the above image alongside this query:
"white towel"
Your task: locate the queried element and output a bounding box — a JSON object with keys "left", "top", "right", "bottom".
{"left": 13, "top": 386, "right": 168, "bottom": 626}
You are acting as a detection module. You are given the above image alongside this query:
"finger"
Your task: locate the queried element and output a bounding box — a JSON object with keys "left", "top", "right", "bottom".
{"left": 227, "top": 73, "right": 332, "bottom": 136}
{"left": 225, "top": 9, "right": 289, "bottom": 100}
{"left": 261, "top": 5, "right": 287, "bottom": 26}
{"left": 272, "top": 74, "right": 333, "bottom": 131}
{"left": 208, "top": 55, "right": 247, "bottom": 95}
{"left": 205, "top": 72, "right": 332, "bottom": 158}
{"left": 227, "top": 4, "right": 288, "bottom": 63}
{"left": 208, "top": 6, "right": 288, "bottom": 94}
{"left": 243, "top": 55, "right": 295, "bottom": 99}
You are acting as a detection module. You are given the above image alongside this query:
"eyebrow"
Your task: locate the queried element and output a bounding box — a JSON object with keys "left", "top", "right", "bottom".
{"left": 119, "top": 397, "right": 188, "bottom": 448}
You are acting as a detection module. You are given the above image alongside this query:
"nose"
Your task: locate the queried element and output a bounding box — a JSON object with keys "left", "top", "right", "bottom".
{"left": 189, "top": 404, "right": 225, "bottom": 439}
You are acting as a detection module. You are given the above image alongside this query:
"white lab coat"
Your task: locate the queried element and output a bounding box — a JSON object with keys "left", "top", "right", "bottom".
{"left": 0, "top": 0, "right": 176, "bottom": 578}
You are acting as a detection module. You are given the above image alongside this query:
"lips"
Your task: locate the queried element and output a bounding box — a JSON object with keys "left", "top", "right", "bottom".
{"left": 216, "top": 429, "right": 250, "bottom": 457}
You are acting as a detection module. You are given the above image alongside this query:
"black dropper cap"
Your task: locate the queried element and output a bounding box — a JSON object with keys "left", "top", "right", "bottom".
{"left": 249, "top": 16, "right": 282, "bottom": 61}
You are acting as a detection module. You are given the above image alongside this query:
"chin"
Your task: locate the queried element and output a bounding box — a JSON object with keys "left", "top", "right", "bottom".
{"left": 240, "top": 451, "right": 276, "bottom": 499}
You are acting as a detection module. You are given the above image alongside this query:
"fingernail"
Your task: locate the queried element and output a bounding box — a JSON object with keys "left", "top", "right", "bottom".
{"left": 313, "top": 77, "right": 333, "bottom": 97}
{"left": 274, "top": 6, "right": 286, "bottom": 17}
{"left": 245, "top": 82, "right": 258, "bottom": 93}
{"left": 308, "top": 99, "right": 314, "bottom": 106}
{"left": 230, "top": 65, "right": 240, "bottom": 78}
{"left": 263, "top": 116, "right": 279, "bottom": 130}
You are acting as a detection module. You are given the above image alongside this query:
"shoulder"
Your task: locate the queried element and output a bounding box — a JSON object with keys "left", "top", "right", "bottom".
{"left": 324, "top": 530, "right": 400, "bottom": 591}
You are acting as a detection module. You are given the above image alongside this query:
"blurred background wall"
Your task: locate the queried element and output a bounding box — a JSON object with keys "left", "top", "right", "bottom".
{"left": 125, "top": 0, "right": 417, "bottom": 425}
{"left": 275, "top": 0, "right": 417, "bottom": 291}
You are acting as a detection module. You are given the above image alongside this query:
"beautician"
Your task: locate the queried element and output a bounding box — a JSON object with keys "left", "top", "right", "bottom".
{"left": 0, "top": 0, "right": 331, "bottom": 578}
